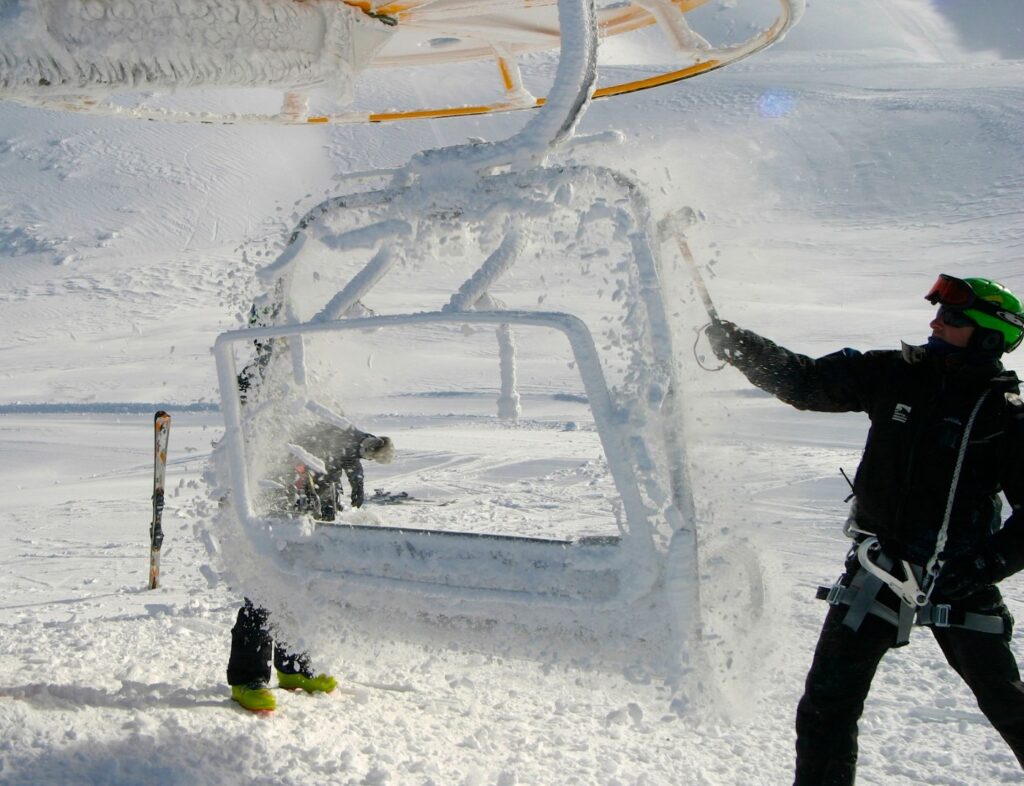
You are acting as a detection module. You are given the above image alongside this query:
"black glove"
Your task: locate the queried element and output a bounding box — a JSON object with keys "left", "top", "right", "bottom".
{"left": 934, "top": 547, "right": 1010, "bottom": 601}
{"left": 705, "top": 319, "right": 742, "bottom": 362}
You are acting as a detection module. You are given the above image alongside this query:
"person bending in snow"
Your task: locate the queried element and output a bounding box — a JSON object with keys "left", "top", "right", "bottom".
{"left": 288, "top": 423, "right": 394, "bottom": 517}
{"left": 228, "top": 422, "right": 394, "bottom": 713}
{"left": 706, "top": 274, "right": 1024, "bottom": 784}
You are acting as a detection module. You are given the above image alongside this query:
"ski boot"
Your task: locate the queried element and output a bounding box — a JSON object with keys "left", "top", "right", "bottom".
{"left": 231, "top": 681, "right": 276, "bottom": 713}
{"left": 277, "top": 670, "right": 338, "bottom": 694}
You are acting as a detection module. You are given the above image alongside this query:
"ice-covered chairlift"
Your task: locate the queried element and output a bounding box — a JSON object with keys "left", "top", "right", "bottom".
{"left": 205, "top": 125, "right": 737, "bottom": 671}
{"left": 205, "top": 0, "right": 798, "bottom": 668}
{"left": 215, "top": 310, "right": 635, "bottom": 601}
{"left": 210, "top": 152, "right": 710, "bottom": 667}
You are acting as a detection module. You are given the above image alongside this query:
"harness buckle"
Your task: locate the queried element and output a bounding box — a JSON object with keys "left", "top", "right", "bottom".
{"left": 826, "top": 582, "right": 844, "bottom": 606}
{"left": 932, "top": 604, "right": 951, "bottom": 628}
{"left": 856, "top": 536, "right": 930, "bottom": 608}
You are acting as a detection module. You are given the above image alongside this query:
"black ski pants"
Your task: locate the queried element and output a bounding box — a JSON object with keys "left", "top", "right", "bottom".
{"left": 793, "top": 602, "right": 1024, "bottom": 785}
{"left": 226, "top": 598, "right": 311, "bottom": 686}
{"left": 323, "top": 459, "right": 365, "bottom": 509}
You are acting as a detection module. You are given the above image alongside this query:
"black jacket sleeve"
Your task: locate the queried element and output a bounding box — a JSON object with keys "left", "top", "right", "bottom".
{"left": 721, "top": 325, "right": 883, "bottom": 414}
{"left": 990, "top": 392, "right": 1024, "bottom": 578}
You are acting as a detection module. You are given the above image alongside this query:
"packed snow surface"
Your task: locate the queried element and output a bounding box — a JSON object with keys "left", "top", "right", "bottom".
{"left": 1, "top": 1, "right": 1024, "bottom": 784}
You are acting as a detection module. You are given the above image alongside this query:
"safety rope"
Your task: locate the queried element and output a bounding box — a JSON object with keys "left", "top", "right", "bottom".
{"left": 923, "top": 389, "right": 991, "bottom": 596}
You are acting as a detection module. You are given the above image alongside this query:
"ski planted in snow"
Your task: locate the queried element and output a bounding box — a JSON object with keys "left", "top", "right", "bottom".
{"left": 148, "top": 410, "right": 171, "bottom": 589}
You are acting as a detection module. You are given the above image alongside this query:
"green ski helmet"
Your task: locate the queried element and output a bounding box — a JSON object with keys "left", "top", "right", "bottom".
{"left": 926, "top": 274, "right": 1024, "bottom": 353}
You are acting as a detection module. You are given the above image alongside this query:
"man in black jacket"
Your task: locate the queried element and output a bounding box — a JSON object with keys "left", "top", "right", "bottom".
{"left": 707, "top": 274, "right": 1024, "bottom": 784}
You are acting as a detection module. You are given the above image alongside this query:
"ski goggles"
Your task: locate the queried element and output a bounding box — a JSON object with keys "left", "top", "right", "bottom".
{"left": 926, "top": 274, "right": 979, "bottom": 309}
{"left": 925, "top": 274, "right": 1003, "bottom": 320}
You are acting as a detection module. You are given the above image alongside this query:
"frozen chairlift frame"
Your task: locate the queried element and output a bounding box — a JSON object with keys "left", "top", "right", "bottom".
{"left": 215, "top": 310, "right": 641, "bottom": 598}
{"left": 204, "top": 0, "right": 783, "bottom": 669}
{"left": 211, "top": 162, "right": 703, "bottom": 669}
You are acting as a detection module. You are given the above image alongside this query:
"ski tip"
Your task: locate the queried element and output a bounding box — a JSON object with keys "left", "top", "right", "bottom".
{"left": 154, "top": 410, "right": 170, "bottom": 420}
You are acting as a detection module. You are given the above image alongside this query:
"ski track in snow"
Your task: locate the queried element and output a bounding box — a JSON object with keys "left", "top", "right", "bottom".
{"left": 2, "top": 1, "right": 1024, "bottom": 784}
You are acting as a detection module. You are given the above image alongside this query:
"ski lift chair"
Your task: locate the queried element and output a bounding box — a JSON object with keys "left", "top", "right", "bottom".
{"left": 212, "top": 160, "right": 703, "bottom": 672}
{"left": 203, "top": 0, "right": 795, "bottom": 675}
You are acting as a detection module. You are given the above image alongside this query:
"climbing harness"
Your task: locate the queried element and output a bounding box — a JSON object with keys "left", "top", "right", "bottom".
{"left": 817, "top": 545, "right": 1005, "bottom": 645}
{"left": 817, "top": 389, "right": 1004, "bottom": 644}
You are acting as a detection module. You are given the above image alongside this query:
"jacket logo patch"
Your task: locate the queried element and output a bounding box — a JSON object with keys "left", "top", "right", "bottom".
{"left": 892, "top": 403, "right": 912, "bottom": 423}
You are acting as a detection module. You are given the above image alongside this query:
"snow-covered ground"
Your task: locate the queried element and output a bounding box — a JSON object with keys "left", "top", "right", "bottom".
{"left": 2, "top": 1, "right": 1024, "bottom": 784}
